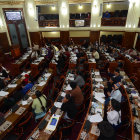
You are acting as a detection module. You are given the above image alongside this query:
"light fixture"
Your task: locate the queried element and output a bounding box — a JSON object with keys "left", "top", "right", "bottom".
{"left": 98, "top": 24, "right": 100, "bottom": 27}
{"left": 51, "top": 5, "right": 56, "bottom": 11}
{"left": 78, "top": 4, "right": 83, "bottom": 10}
{"left": 129, "top": 24, "right": 131, "bottom": 28}
{"left": 28, "top": 3, "right": 34, "bottom": 17}
{"left": 133, "top": 25, "right": 136, "bottom": 28}
{"left": 107, "top": 3, "right": 111, "bottom": 9}
{"left": 61, "top": 2, "right": 67, "bottom": 15}
{"left": 93, "top": 24, "right": 96, "bottom": 27}
{"left": 0, "top": 18, "right": 3, "bottom": 28}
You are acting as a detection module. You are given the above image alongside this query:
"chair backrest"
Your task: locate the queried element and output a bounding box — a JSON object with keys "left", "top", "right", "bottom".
{"left": 18, "top": 112, "right": 33, "bottom": 127}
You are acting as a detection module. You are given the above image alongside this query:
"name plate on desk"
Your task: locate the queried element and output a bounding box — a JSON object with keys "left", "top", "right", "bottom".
{"left": 31, "top": 129, "right": 40, "bottom": 139}
{"left": 0, "top": 121, "right": 12, "bottom": 131}
{"left": 15, "top": 107, "right": 26, "bottom": 115}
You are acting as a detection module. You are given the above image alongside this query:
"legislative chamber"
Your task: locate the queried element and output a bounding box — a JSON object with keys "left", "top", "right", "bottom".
{"left": 0, "top": 0, "right": 140, "bottom": 140}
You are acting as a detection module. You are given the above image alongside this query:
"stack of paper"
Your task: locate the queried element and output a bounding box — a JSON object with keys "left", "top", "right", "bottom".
{"left": 54, "top": 102, "right": 62, "bottom": 108}
{"left": 38, "top": 81, "right": 46, "bottom": 86}
{"left": 66, "top": 85, "right": 72, "bottom": 90}
{"left": 45, "top": 73, "right": 51, "bottom": 77}
{"left": 61, "top": 92, "right": 66, "bottom": 97}
{"left": 0, "top": 91, "right": 9, "bottom": 96}
{"left": 8, "top": 84, "right": 17, "bottom": 88}
{"left": 95, "top": 78, "right": 103, "bottom": 82}
{"left": 95, "top": 72, "right": 100, "bottom": 75}
{"left": 22, "top": 100, "right": 28, "bottom": 105}
{"left": 94, "top": 96, "right": 105, "bottom": 104}
{"left": 94, "top": 92, "right": 105, "bottom": 98}
{"left": 89, "top": 113, "right": 103, "bottom": 123}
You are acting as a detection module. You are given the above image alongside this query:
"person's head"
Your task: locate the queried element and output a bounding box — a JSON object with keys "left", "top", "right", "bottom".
{"left": 28, "top": 77, "right": 33, "bottom": 83}
{"left": 97, "top": 121, "right": 115, "bottom": 138}
{"left": 70, "top": 82, "right": 77, "bottom": 90}
{"left": 111, "top": 99, "right": 121, "bottom": 111}
{"left": 113, "top": 82, "right": 121, "bottom": 90}
{"left": 63, "top": 94, "right": 71, "bottom": 103}
{"left": 114, "top": 68, "right": 120, "bottom": 76}
{"left": 93, "top": 49, "right": 96, "bottom": 53}
{"left": 35, "top": 90, "right": 42, "bottom": 98}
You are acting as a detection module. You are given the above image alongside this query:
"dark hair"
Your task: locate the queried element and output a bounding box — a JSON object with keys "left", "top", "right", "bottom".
{"left": 111, "top": 99, "right": 121, "bottom": 111}
{"left": 70, "top": 82, "right": 77, "bottom": 89}
{"left": 115, "top": 68, "right": 120, "bottom": 73}
{"left": 35, "top": 90, "right": 42, "bottom": 98}
{"left": 28, "top": 77, "right": 34, "bottom": 83}
{"left": 65, "top": 94, "right": 71, "bottom": 100}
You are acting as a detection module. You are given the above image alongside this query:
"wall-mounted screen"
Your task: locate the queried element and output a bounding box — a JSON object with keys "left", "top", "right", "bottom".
{"left": 75, "top": 20, "right": 85, "bottom": 27}
{"left": 5, "top": 11, "right": 22, "bottom": 21}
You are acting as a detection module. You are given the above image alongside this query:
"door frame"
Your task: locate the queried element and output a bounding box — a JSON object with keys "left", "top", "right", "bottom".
{"left": 3, "top": 8, "right": 29, "bottom": 51}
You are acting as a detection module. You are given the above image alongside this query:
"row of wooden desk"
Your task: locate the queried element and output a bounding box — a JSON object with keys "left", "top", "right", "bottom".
{"left": 0, "top": 70, "right": 52, "bottom": 139}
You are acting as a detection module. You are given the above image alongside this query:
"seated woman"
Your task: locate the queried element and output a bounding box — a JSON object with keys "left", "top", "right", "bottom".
{"left": 32, "top": 90, "right": 47, "bottom": 117}
{"left": 107, "top": 99, "right": 121, "bottom": 129}
{"left": 61, "top": 94, "right": 77, "bottom": 120}
{"left": 23, "top": 74, "right": 29, "bottom": 85}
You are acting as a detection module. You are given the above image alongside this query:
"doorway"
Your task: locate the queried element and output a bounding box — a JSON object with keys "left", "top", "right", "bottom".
{"left": 3, "top": 8, "right": 29, "bottom": 51}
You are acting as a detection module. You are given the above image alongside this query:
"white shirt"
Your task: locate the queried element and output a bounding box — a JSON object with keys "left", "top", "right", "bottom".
{"left": 110, "top": 89, "right": 122, "bottom": 103}
{"left": 107, "top": 110, "right": 121, "bottom": 126}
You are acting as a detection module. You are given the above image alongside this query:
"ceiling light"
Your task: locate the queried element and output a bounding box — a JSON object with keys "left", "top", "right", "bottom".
{"left": 78, "top": 4, "right": 83, "bottom": 10}
{"left": 107, "top": 3, "right": 111, "bottom": 9}
{"left": 51, "top": 6, "right": 56, "bottom": 10}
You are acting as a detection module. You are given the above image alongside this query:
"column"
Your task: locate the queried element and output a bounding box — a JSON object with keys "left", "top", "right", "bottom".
{"left": 90, "top": 0, "right": 103, "bottom": 29}
{"left": 58, "top": 0, "right": 69, "bottom": 30}
{"left": 24, "top": 0, "right": 40, "bottom": 46}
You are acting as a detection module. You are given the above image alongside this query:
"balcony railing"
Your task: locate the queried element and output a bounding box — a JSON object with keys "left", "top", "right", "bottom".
{"left": 101, "top": 17, "right": 126, "bottom": 26}
{"left": 39, "top": 20, "right": 59, "bottom": 27}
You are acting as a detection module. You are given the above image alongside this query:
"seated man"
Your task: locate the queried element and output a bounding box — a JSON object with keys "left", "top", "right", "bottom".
{"left": 32, "top": 90, "right": 47, "bottom": 117}
{"left": 92, "top": 49, "right": 100, "bottom": 61}
{"left": 21, "top": 77, "right": 34, "bottom": 95}
{"left": 107, "top": 99, "right": 121, "bottom": 129}
{"left": 66, "top": 82, "right": 84, "bottom": 107}
{"left": 0, "top": 63, "right": 10, "bottom": 82}
{"left": 0, "top": 78, "right": 5, "bottom": 90}
{"left": 70, "top": 71, "right": 85, "bottom": 88}
{"left": 107, "top": 82, "right": 122, "bottom": 103}
{"left": 108, "top": 68, "right": 122, "bottom": 84}
{"left": 61, "top": 94, "right": 77, "bottom": 120}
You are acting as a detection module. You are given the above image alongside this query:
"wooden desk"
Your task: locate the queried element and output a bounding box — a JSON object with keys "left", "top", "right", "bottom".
{"left": 0, "top": 71, "right": 52, "bottom": 139}
{"left": 27, "top": 72, "right": 67, "bottom": 140}
{"left": 0, "top": 71, "right": 31, "bottom": 108}
{"left": 77, "top": 69, "right": 105, "bottom": 140}
{"left": 11, "top": 51, "right": 31, "bottom": 76}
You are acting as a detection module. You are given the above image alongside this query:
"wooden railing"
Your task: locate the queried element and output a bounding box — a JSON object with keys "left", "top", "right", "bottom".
{"left": 38, "top": 20, "right": 59, "bottom": 27}
{"left": 101, "top": 17, "right": 126, "bottom": 26}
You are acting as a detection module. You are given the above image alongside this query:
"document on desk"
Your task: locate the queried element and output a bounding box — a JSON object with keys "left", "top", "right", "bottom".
{"left": 8, "top": 84, "right": 17, "bottom": 88}
{"left": 54, "top": 102, "right": 62, "bottom": 108}
{"left": 94, "top": 92, "right": 105, "bottom": 98}
{"left": 89, "top": 113, "right": 103, "bottom": 123}
{"left": 22, "top": 100, "right": 28, "bottom": 106}
{"left": 45, "top": 73, "right": 51, "bottom": 77}
{"left": 38, "top": 81, "right": 46, "bottom": 86}
{"left": 66, "top": 85, "right": 72, "bottom": 90}
{"left": 95, "top": 72, "right": 100, "bottom": 75}
{"left": 0, "top": 91, "right": 9, "bottom": 96}
{"left": 94, "top": 96, "right": 105, "bottom": 104}
{"left": 95, "top": 78, "right": 103, "bottom": 82}
{"left": 61, "top": 92, "right": 66, "bottom": 97}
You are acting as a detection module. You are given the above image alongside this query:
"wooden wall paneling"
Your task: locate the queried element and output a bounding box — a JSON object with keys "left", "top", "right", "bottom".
{"left": 135, "top": 33, "right": 140, "bottom": 51}
{"left": 122, "top": 32, "right": 136, "bottom": 49}
{"left": 70, "top": 37, "right": 89, "bottom": 45}
{"left": 60, "top": 31, "right": 69, "bottom": 45}
{"left": 90, "top": 31, "right": 100, "bottom": 44}
{"left": 29, "top": 32, "right": 42, "bottom": 47}
{"left": 0, "top": 32, "right": 10, "bottom": 53}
